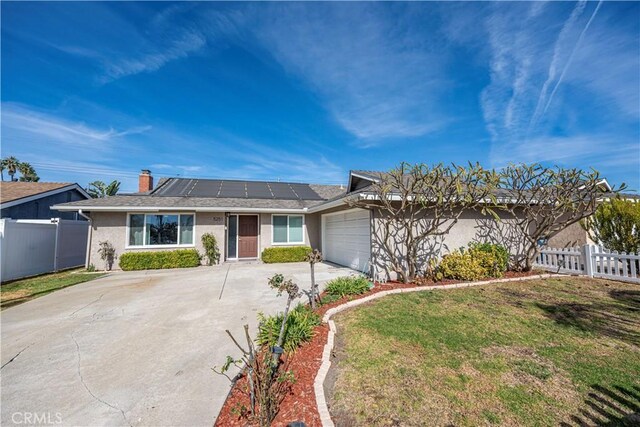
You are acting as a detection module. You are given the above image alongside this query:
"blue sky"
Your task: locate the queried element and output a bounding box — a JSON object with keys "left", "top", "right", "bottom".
{"left": 2, "top": 1, "right": 639, "bottom": 192}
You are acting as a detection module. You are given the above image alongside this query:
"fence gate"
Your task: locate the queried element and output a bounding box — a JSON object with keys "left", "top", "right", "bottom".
{"left": 0, "top": 218, "right": 89, "bottom": 282}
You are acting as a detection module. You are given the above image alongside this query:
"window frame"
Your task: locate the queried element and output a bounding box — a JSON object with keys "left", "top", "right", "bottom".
{"left": 126, "top": 212, "right": 196, "bottom": 249}
{"left": 270, "top": 214, "right": 305, "bottom": 245}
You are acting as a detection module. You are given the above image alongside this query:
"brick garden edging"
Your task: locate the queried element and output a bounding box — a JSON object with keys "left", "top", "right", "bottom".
{"left": 313, "top": 273, "right": 559, "bottom": 427}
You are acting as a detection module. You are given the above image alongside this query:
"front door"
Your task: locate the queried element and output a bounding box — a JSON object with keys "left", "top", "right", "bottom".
{"left": 238, "top": 215, "right": 258, "bottom": 258}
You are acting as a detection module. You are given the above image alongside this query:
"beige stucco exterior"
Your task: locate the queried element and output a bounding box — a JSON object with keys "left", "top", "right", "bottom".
{"left": 85, "top": 203, "right": 589, "bottom": 274}
{"left": 548, "top": 221, "right": 593, "bottom": 248}
{"left": 87, "top": 211, "right": 225, "bottom": 270}
{"left": 87, "top": 211, "right": 320, "bottom": 270}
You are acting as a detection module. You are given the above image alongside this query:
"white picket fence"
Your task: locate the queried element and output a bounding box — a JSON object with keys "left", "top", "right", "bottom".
{"left": 534, "top": 245, "right": 640, "bottom": 284}
{"left": 0, "top": 218, "right": 89, "bottom": 282}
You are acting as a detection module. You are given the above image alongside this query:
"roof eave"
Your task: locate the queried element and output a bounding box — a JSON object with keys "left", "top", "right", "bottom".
{"left": 2, "top": 184, "right": 90, "bottom": 209}
{"left": 51, "top": 205, "right": 309, "bottom": 213}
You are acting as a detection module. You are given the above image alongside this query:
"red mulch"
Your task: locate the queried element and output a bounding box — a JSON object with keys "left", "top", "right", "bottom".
{"left": 214, "top": 271, "right": 543, "bottom": 426}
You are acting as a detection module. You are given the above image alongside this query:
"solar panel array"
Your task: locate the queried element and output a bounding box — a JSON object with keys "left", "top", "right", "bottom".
{"left": 152, "top": 179, "right": 325, "bottom": 201}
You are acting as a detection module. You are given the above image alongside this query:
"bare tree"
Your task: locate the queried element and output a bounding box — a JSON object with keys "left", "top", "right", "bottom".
{"left": 499, "top": 163, "right": 622, "bottom": 271}
{"left": 349, "top": 162, "right": 501, "bottom": 283}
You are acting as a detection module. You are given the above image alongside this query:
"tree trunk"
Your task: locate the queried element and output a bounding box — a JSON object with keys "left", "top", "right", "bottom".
{"left": 272, "top": 297, "right": 292, "bottom": 367}
{"left": 310, "top": 263, "right": 316, "bottom": 309}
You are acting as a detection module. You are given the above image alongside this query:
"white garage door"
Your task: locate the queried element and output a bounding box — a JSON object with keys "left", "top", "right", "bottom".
{"left": 322, "top": 208, "right": 371, "bottom": 273}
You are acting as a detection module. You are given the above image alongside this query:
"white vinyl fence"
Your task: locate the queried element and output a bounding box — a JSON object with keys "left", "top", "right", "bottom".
{"left": 0, "top": 218, "right": 89, "bottom": 282}
{"left": 534, "top": 245, "right": 640, "bottom": 284}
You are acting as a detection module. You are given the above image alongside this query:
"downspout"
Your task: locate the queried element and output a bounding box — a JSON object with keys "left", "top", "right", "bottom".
{"left": 78, "top": 209, "right": 92, "bottom": 269}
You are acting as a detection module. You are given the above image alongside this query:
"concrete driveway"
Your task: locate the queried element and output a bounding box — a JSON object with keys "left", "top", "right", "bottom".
{"left": 1, "top": 262, "right": 355, "bottom": 426}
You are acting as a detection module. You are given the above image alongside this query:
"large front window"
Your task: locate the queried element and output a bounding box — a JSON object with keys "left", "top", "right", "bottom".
{"left": 272, "top": 215, "right": 304, "bottom": 244}
{"left": 128, "top": 214, "right": 194, "bottom": 246}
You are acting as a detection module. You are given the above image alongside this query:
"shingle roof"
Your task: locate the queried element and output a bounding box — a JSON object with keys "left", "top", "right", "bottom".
{"left": 1, "top": 182, "right": 77, "bottom": 204}
{"left": 53, "top": 178, "right": 347, "bottom": 211}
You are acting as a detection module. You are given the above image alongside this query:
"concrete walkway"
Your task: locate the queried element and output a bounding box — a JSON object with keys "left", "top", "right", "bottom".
{"left": 1, "top": 262, "right": 355, "bottom": 426}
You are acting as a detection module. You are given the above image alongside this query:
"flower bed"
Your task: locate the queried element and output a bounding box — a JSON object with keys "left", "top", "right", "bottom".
{"left": 214, "top": 270, "right": 543, "bottom": 426}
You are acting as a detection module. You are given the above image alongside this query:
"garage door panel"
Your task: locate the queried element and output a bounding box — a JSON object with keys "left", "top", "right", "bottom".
{"left": 322, "top": 209, "right": 371, "bottom": 272}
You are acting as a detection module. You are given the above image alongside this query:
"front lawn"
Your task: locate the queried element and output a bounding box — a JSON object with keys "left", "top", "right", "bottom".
{"left": 329, "top": 277, "right": 640, "bottom": 426}
{"left": 1, "top": 269, "right": 106, "bottom": 309}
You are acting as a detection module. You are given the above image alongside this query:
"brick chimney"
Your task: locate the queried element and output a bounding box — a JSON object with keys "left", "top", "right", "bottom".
{"left": 139, "top": 169, "right": 153, "bottom": 192}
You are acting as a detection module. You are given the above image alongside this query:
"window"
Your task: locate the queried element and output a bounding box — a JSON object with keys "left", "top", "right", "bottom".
{"left": 128, "top": 213, "right": 194, "bottom": 247}
{"left": 272, "top": 215, "right": 304, "bottom": 244}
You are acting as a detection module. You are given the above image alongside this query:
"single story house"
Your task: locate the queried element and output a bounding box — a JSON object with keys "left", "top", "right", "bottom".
{"left": 53, "top": 169, "right": 585, "bottom": 278}
{"left": 1, "top": 182, "right": 90, "bottom": 220}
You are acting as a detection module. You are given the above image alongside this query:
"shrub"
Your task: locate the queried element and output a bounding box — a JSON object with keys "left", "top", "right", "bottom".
{"left": 469, "top": 242, "right": 509, "bottom": 273}
{"left": 437, "top": 250, "right": 487, "bottom": 281}
{"left": 257, "top": 304, "right": 320, "bottom": 352}
{"left": 261, "top": 246, "right": 312, "bottom": 263}
{"left": 201, "top": 233, "right": 221, "bottom": 265}
{"left": 583, "top": 197, "right": 640, "bottom": 254}
{"left": 325, "top": 275, "right": 371, "bottom": 298}
{"left": 435, "top": 245, "right": 507, "bottom": 281}
{"left": 119, "top": 249, "right": 201, "bottom": 271}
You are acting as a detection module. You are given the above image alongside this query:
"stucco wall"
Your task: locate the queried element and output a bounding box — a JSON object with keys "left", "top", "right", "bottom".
{"left": 258, "top": 213, "right": 319, "bottom": 253}
{"left": 369, "top": 207, "right": 528, "bottom": 280}
{"left": 88, "top": 211, "right": 225, "bottom": 270}
{"left": 548, "top": 221, "right": 593, "bottom": 248}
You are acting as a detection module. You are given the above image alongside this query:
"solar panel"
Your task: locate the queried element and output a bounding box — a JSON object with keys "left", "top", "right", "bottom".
{"left": 188, "top": 180, "right": 223, "bottom": 197}
{"left": 152, "top": 178, "right": 330, "bottom": 200}
{"left": 290, "top": 183, "right": 323, "bottom": 200}
{"left": 269, "top": 182, "right": 296, "bottom": 199}
{"left": 247, "top": 181, "right": 273, "bottom": 198}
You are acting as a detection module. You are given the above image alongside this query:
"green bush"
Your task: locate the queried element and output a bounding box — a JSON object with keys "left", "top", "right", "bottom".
{"left": 325, "top": 275, "right": 371, "bottom": 298}
{"left": 469, "top": 243, "right": 509, "bottom": 273}
{"left": 436, "top": 244, "right": 508, "bottom": 281}
{"left": 119, "top": 249, "right": 201, "bottom": 271}
{"left": 257, "top": 304, "right": 321, "bottom": 352}
{"left": 261, "top": 246, "right": 312, "bottom": 263}
{"left": 438, "top": 250, "right": 487, "bottom": 281}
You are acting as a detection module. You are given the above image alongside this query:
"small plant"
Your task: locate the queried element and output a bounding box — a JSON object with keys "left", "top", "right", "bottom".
{"left": 86, "top": 264, "right": 96, "bottom": 272}
{"left": 213, "top": 273, "right": 301, "bottom": 426}
{"left": 257, "top": 304, "right": 321, "bottom": 352}
{"left": 261, "top": 246, "right": 312, "bottom": 263}
{"left": 267, "top": 274, "right": 302, "bottom": 366}
{"left": 325, "top": 275, "right": 371, "bottom": 298}
{"left": 97, "top": 241, "right": 116, "bottom": 271}
{"left": 305, "top": 249, "right": 323, "bottom": 308}
{"left": 201, "top": 233, "right": 221, "bottom": 265}
{"left": 213, "top": 325, "right": 295, "bottom": 427}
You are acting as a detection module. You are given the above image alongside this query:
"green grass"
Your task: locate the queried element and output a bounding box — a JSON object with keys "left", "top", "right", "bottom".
{"left": 329, "top": 277, "right": 640, "bottom": 426}
{"left": 1, "top": 269, "right": 106, "bottom": 309}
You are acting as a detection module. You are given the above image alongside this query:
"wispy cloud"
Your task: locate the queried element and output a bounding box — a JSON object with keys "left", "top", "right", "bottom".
{"left": 478, "top": 1, "right": 639, "bottom": 178}
{"left": 529, "top": 0, "right": 602, "bottom": 131}
{"left": 101, "top": 30, "right": 206, "bottom": 83}
{"left": 252, "top": 3, "right": 449, "bottom": 142}
{"left": 2, "top": 103, "right": 151, "bottom": 146}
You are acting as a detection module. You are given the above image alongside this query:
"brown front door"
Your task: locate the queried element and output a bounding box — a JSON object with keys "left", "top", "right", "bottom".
{"left": 238, "top": 215, "right": 258, "bottom": 258}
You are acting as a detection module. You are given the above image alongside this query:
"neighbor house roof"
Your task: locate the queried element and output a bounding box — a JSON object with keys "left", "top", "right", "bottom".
{"left": 1, "top": 182, "right": 90, "bottom": 208}
{"left": 53, "top": 178, "right": 346, "bottom": 213}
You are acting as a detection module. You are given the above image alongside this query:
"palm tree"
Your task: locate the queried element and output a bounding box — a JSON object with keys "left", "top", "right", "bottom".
{"left": 3, "top": 157, "right": 20, "bottom": 181}
{"left": 0, "top": 161, "right": 5, "bottom": 181}
{"left": 87, "top": 180, "right": 121, "bottom": 198}
{"left": 17, "top": 162, "right": 40, "bottom": 182}
{"left": 105, "top": 180, "right": 120, "bottom": 196}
